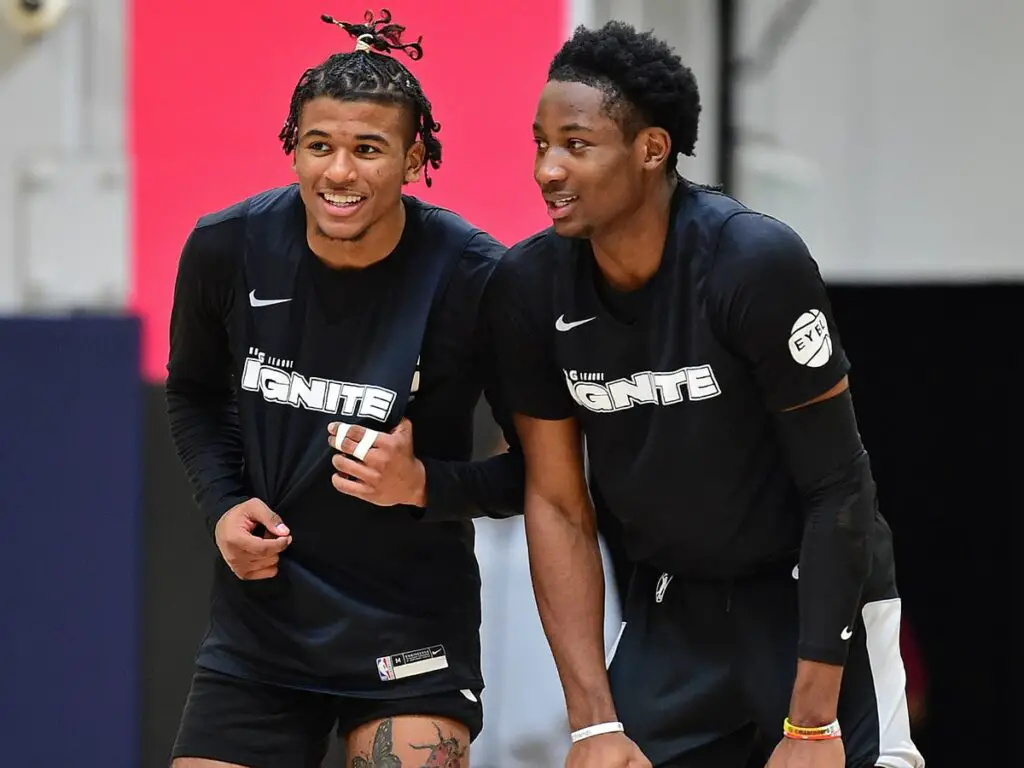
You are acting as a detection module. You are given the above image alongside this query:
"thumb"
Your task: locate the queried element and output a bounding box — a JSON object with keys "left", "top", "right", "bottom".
{"left": 246, "top": 499, "right": 290, "bottom": 537}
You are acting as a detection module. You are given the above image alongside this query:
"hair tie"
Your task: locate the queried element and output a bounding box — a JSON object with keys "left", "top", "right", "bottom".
{"left": 354, "top": 33, "right": 374, "bottom": 53}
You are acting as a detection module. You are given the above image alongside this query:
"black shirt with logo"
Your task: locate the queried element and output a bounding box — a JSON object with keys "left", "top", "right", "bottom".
{"left": 166, "top": 185, "right": 522, "bottom": 697}
{"left": 488, "top": 182, "right": 851, "bottom": 580}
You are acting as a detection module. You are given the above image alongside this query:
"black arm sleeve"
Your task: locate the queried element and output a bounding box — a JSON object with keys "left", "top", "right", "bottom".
{"left": 165, "top": 222, "right": 248, "bottom": 535}
{"left": 774, "top": 390, "right": 875, "bottom": 665}
{"left": 416, "top": 233, "right": 526, "bottom": 522}
{"left": 710, "top": 212, "right": 868, "bottom": 665}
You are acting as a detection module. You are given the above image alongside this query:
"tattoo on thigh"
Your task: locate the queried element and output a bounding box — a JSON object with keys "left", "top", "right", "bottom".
{"left": 351, "top": 718, "right": 402, "bottom": 768}
{"left": 410, "top": 723, "right": 467, "bottom": 768}
{"left": 350, "top": 718, "right": 467, "bottom": 768}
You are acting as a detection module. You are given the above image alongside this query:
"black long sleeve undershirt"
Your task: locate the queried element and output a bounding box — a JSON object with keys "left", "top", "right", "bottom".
{"left": 418, "top": 342, "right": 525, "bottom": 522}
{"left": 165, "top": 224, "right": 248, "bottom": 535}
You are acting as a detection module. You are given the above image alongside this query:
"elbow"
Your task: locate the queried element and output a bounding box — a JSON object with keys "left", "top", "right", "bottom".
{"left": 833, "top": 449, "right": 876, "bottom": 537}
{"left": 524, "top": 485, "right": 596, "bottom": 536}
{"left": 804, "top": 450, "right": 877, "bottom": 578}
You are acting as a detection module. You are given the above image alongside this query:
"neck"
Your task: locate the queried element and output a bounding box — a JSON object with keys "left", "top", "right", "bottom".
{"left": 306, "top": 200, "right": 406, "bottom": 270}
{"left": 591, "top": 176, "right": 677, "bottom": 291}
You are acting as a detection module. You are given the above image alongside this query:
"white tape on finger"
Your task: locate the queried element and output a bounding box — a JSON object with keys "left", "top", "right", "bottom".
{"left": 353, "top": 428, "right": 379, "bottom": 461}
{"left": 333, "top": 423, "right": 353, "bottom": 452}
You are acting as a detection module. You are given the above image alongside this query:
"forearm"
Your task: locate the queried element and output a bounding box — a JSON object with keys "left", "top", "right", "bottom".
{"left": 795, "top": 449, "right": 874, "bottom": 664}
{"left": 789, "top": 660, "right": 843, "bottom": 725}
{"left": 413, "top": 357, "right": 528, "bottom": 522}
{"left": 166, "top": 384, "right": 248, "bottom": 534}
{"left": 788, "top": 451, "right": 875, "bottom": 725}
{"left": 773, "top": 390, "right": 876, "bottom": 722}
{"left": 525, "top": 490, "right": 616, "bottom": 729}
{"left": 416, "top": 448, "right": 524, "bottom": 522}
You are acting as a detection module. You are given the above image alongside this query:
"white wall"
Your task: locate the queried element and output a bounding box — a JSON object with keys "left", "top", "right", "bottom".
{"left": 0, "top": 0, "right": 127, "bottom": 314}
{"left": 735, "top": 0, "right": 1024, "bottom": 282}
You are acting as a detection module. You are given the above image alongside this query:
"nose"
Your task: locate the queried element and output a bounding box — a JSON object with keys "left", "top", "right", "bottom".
{"left": 535, "top": 148, "right": 568, "bottom": 186}
{"left": 325, "top": 150, "right": 359, "bottom": 184}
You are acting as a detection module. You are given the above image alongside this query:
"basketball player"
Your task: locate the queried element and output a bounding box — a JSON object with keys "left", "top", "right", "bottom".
{"left": 165, "top": 10, "right": 520, "bottom": 767}
{"left": 487, "top": 21, "right": 925, "bottom": 768}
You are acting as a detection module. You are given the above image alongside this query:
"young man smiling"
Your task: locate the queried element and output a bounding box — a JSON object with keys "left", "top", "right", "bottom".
{"left": 166, "top": 10, "right": 521, "bottom": 767}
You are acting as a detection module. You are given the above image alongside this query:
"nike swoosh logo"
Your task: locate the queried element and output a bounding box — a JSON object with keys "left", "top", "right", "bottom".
{"left": 840, "top": 626, "right": 853, "bottom": 640}
{"left": 555, "top": 314, "right": 596, "bottom": 332}
{"left": 249, "top": 290, "right": 292, "bottom": 308}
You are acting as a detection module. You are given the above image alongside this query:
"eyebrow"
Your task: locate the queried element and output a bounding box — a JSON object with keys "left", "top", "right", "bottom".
{"left": 354, "top": 133, "right": 390, "bottom": 146}
{"left": 533, "top": 122, "right": 595, "bottom": 134}
{"left": 298, "top": 129, "right": 392, "bottom": 146}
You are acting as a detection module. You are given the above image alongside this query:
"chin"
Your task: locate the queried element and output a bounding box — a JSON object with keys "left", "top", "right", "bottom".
{"left": 315, "top": 218, "right": 370, "bottom": 243}
{"left": 552, "top": 219, "right": 593, "bottom": 239}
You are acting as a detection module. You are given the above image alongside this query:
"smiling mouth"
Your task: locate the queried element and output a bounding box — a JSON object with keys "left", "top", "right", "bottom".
{"left": 319, "top": 191, "right": 365, "bottom": 209}
{"left": 547, "top": 195, "right": 578, "bottom": 209}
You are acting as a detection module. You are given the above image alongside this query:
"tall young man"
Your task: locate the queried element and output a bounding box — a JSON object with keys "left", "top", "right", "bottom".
{"left": 166, "top": 10, "right": 521, "bottom": 767}
{"left": 488, "top": 21, "right": 925, "bottom": 768}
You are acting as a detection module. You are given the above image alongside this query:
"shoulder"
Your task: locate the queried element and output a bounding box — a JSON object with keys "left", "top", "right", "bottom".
{"left": 186, "top": 185, "right": 298, "bottom": 268}
{"left": 492, "top": 227, "right": 571, "bottom": 288}
{"left": 405, "top": 196, "right": 510, "bottom": 293}
{"left": 705, "top": 206, "right": 819, "bottom": 299}
{"left": 194, "top": 184, "right": 297, "bottom": 234}
{"left": 480, "top": 228, "right": 569, "bottom": 331}
{"left": 716, "top": 208, "right": 810, "bottom": 263}
{"left": 404, "top": 196, "right": 487, "bottom": 248}
{"left": 677, "top": 182, "right": 808, "bottom": 265}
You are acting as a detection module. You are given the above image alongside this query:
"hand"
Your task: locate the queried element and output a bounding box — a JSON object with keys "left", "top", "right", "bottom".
{"left": 326, "top": 418, "right": 426, "bottom": 507}
{"left": 214, "top": 498, "right": 292, "bottom": 580}
{"left": 765, "top": 736, "right": 845, "bottom": 768}
{"left": 565, "top": 733, "right": 652, "bottom": 768}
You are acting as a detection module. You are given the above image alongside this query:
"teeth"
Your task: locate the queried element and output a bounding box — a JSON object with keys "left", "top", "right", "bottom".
{"left": 322, "top": 192, "right": 364, "bottom": 206}
{"left": 552, "top": 196, "right": 578, "bottom": 207}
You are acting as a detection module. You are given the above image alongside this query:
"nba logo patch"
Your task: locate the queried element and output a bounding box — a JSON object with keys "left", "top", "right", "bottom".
{"left": 375, "top": 644, "right": 448, "bottom": 682}
{"left": 376, "top": 655, "right": 396, "bottom": 681}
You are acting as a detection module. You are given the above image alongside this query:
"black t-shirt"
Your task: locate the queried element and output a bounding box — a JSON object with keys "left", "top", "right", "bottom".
{"left": 166, "top": 185, "right": 522, "bottom": 697}
{"left": 488, "top": 182, "right": 850, "bottom": 580}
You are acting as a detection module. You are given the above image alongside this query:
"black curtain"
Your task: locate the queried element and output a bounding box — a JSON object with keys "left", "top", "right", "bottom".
{"left": 828, "top": 283, "right": 1022, "bottom": 766}
{"left": 598, "top": 283, "right": 1023, "bottom": 766}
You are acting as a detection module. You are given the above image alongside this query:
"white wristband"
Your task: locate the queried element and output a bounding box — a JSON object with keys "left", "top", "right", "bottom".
{"left": 571, "top": 721, "right": 624, "bottom": 743}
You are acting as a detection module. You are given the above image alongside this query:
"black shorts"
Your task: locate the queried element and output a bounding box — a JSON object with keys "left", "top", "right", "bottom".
{"left": 607, "top": 559, "right": 925, "bottom": 768}
{"left": 171, "top": 666, "right": 483, "bottom": 768}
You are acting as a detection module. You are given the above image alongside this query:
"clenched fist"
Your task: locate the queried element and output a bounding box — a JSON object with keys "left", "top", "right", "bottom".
{"left": 214, "top": 498, "right": 292, "bottom": 580}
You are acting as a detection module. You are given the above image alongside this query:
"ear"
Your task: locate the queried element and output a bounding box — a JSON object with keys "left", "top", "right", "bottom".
{"left": 637, "top": 127, "right": 672, "bottom": 173}
{"left": 404, "top": 140, "right": 426, "bottom": 184}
